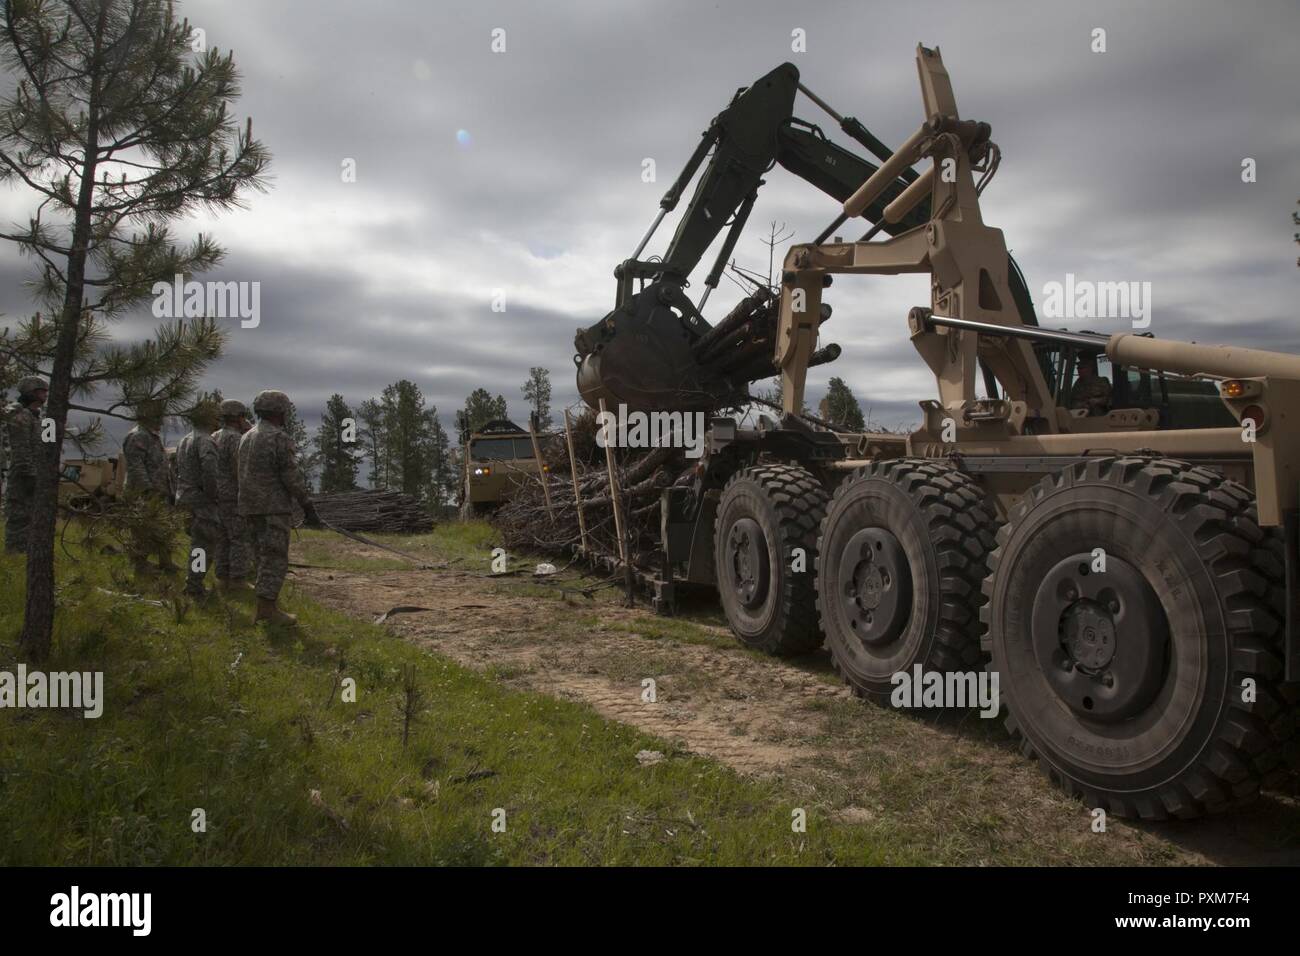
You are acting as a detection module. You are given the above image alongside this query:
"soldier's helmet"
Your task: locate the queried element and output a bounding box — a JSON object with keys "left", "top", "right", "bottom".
{"left": 188, "top": 399, "right": 221, "bottom": 428}
{"left": 219, "top": 399, "right": 248, "bottom": 420}
{"left": 17, "top": 375, "right": 49, "bottom": 399}
{"left": 252, "top": 390, "right": 292, "bottom": 417}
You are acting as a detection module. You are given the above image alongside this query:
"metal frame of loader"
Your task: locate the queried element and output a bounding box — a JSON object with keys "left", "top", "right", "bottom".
{"left": 648, "top": 45, "right": 1299, "bottom": 819}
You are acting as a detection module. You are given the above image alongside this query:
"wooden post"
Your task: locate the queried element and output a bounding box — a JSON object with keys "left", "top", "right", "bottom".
{"left": 598, "top": 399, "right": 630, "bottom": 571}
{"left": 528, "top": 412, "right": 554, "bottom": 522}
{"left": 459, "top": 412, "right": 472, "bottom": 521}
{"left": 563, "top": 408, "right": 589, "bottom": 553}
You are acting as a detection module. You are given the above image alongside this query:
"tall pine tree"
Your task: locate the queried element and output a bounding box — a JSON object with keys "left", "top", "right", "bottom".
{"left": 461, "top": 387, "right": 508, "bottom": 433}
{"left": 0, "top": 0, "right": 269, "bottom": 658}
{"left": 315, "top": 393, "right": 360, "bottom": 493}
{"left": 357, "top": 397, "right": 386, "bottom": 489}
{"left": 521, "top": 367, "right": 552, "bottom": 431}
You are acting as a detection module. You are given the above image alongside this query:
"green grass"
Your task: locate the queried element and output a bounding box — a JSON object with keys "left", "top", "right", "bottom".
{"left": 0, "top": 522, "right": 923, "bottom": 866}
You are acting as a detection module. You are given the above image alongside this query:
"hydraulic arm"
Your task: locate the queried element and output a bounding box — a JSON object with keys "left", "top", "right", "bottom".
{"left": 574, "top": 62, "right": 945, "bottom": 413}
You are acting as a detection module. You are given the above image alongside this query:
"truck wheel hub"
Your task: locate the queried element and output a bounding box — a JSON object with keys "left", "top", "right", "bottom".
{"left": 1031, "top": 552, "right": 1168, "bottom": 722}
{"left": 839, "top": 528, "right": 911, "bottom": 646}
{"left": 1063, "top": 602, "right": 1116, "bottom": 670}
{"left": 727, "top": 518, "right": 769, "bottom": 608}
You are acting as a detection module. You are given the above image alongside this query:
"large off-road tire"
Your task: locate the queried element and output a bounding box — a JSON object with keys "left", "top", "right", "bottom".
{"left": 984, "top": 456, "right": 1299, "bottom": 820}
{"left": 816, "top": 459, "right": 998, "bottom": 702}
{"left": 714, "top": 464, "right": 829, "bottom": 656}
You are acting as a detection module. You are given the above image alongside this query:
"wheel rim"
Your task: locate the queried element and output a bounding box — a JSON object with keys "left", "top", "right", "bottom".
{"left": 837, "top": 527, "right": 911, "bottom": 646}
{"left": 1030, "top": 552, "right": 1168, "bottom": 722}
{"left": 726, "top": 517, "right": 769, "bottom": 609}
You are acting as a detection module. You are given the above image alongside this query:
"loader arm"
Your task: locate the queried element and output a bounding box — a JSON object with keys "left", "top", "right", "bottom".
{"left": 578, "top": 60, "right": 1036, "bottom": 413}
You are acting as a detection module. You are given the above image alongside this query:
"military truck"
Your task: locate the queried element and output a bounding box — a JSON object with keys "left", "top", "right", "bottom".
{"left": 58, "top": 456, "right": 124, "bottom": 509}
{"left": 462, "top": 419, "right": 553, "bottom": 515}
{"left": 573, "top": 46, "right": 1299, "bottom": 819}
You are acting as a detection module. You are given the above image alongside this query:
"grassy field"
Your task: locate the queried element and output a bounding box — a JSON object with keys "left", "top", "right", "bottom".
{"left": 0, "top": 520, "right": 921, "bottom": 866}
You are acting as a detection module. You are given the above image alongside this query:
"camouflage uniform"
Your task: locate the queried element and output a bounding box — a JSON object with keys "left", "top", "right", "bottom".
{"left": 122, "top": 420, "right": 176, "bottom": 568}
{"left": 212, "top": 408, "right": 252, "bottom": 580}
{"left": 239, "top": 409, "right": 312, "bottom": 602}
{"left": 1070, "top": 375, "right": 1113, "bottom": 417}
{"left": 3, "top": 381, "right": 45, "bottom": 554}
{"left": 122, "top": 424, "right": 173, "bottom": 497}
{"left": 176, "top": 423, "right": 221, "bottom": 595}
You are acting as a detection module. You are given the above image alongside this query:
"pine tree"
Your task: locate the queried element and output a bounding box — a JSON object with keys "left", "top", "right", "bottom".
{"left": 315, "top": 393, "right": 360, "bottom": 493}
{"left": 462, "top": 387, "right": 508, "bottom": 432}
{"left": 283, "top": 400, "right": 316, "bottom": 490}
{"left": 420, "top": 406, "right": 456, "bottom": 506}
{"left": 819, "top": 376, "right": 866, "bottom": 431}
{"left": 357, "top": 398, "right": 386, "bottom": 489}
{"left": 521, "top": 367, "right": 553, "bottom": 431}
{"left": 0, "top": 0, "right": 269, "bottom": 658}
{"left": 382, "top": 380, "right": 429, "bottom": 498}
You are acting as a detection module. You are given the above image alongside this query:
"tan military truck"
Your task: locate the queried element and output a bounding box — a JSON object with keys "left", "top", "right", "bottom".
{"left": 58, "top": 456, "right": 124, "bottom": 509}
{"left": 462, "top": 419, "right": 554, "bottom": 515}
{"left": 575, "top": 45, "right": 1299, "bottom": 819}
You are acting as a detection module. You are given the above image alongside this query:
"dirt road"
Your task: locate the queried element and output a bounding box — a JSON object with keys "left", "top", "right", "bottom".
{"left": 290, "top": 536, "right": 1300, "bottom": 866}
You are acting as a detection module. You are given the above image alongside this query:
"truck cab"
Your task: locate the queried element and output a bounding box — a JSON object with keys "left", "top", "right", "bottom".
{"left": 463, "top": 420, "right": 551, "bottom": 514}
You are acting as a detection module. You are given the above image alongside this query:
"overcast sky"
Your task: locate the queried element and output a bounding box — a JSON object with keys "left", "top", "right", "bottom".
{"left": 1, "top": 0, "right": 1297, "bottom": 448}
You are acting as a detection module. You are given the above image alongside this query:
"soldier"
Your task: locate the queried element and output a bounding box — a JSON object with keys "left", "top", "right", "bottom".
{"left": 3, "top": 376, "right": 49, "bottom": 555}
{"left": 122, "top": 399, "right": 179, "bottom": 574}
{"left": 211, "top": 399, "right": 253, "bottom": 591}
{"left": 176, "top": 401, "right": 222, "bottom": 598}
{"left": 239, "top": 390, "right": 318, "bottom": 626}
{"left": 1070, "top": 354, "right": 1113, "bottom": 417}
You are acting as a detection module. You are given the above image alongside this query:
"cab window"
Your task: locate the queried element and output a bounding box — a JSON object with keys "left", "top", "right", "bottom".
{"left": 470, "top": 438, "right": 520, "bottom": 460}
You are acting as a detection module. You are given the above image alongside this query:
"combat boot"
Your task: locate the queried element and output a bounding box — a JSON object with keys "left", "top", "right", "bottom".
{"left": 255, "top": 597, "right": 298, "bottom": 627}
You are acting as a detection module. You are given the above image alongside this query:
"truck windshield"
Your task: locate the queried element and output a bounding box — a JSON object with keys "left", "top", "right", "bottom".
{"left": 470, "top": 437, "right": 532, "bottom": 460}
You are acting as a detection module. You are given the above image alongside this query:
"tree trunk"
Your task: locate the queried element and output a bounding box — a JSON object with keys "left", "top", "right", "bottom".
{"left": 19, "top": 11, "right": 104, "bottom": 661}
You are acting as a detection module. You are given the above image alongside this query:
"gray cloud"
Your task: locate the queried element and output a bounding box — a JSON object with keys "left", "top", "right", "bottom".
{"left": 1, "top": 0, "right": 1296, "bottom": 455}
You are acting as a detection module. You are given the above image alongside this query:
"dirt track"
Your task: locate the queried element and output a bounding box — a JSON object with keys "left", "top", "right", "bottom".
{"left": 290, "top": 538, "right": 1300, "bottom": 866}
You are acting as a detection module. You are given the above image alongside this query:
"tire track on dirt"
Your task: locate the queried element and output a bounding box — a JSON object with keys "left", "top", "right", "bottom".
{"left": 289, "top": 547, "right": 1300, "bottom": 866}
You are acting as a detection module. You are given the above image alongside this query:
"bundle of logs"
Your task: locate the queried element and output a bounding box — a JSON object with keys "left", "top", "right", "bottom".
{"left": 495, "top": 289, "right": 843, "bottom": 568}
{"left": 692, "top": 287, "right": 841, "bottom": 388}
{"left": 492, "top": 410, "right": 692, "bottom": 568}
{"left": 312, "top": 490, "right": 434, "bottom": 534}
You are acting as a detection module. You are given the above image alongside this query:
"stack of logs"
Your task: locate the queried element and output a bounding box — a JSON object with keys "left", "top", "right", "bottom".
{"left": 492, "top": 410, "right": 691, "bottom": 567}
{"left": 495, "top": 289, "right": 842, "bottom": 567}
{"left": 692, "top": 287, "right": 841, "bottom": 387}
{"left": 312, "top": 490, "right": 434, "bottom": 534}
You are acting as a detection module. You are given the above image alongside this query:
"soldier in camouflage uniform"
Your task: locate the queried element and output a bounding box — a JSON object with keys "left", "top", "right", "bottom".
{"left": 211, "top": 399, "right": 253, "bottom": 591}
{"left": 122, "top": 399, "right": 179, "bottom": 574}
{"left": 176, "top": 401, "right": 222, "bottom": 598}
{"left": 3, "top": 376, "right": 49, "bottom": 555}
{"left": 239, "top": 390, "right": 318, "bottom": 626}
{"left": 1070, "top": 355, "right": 1113, "bottom": 417}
